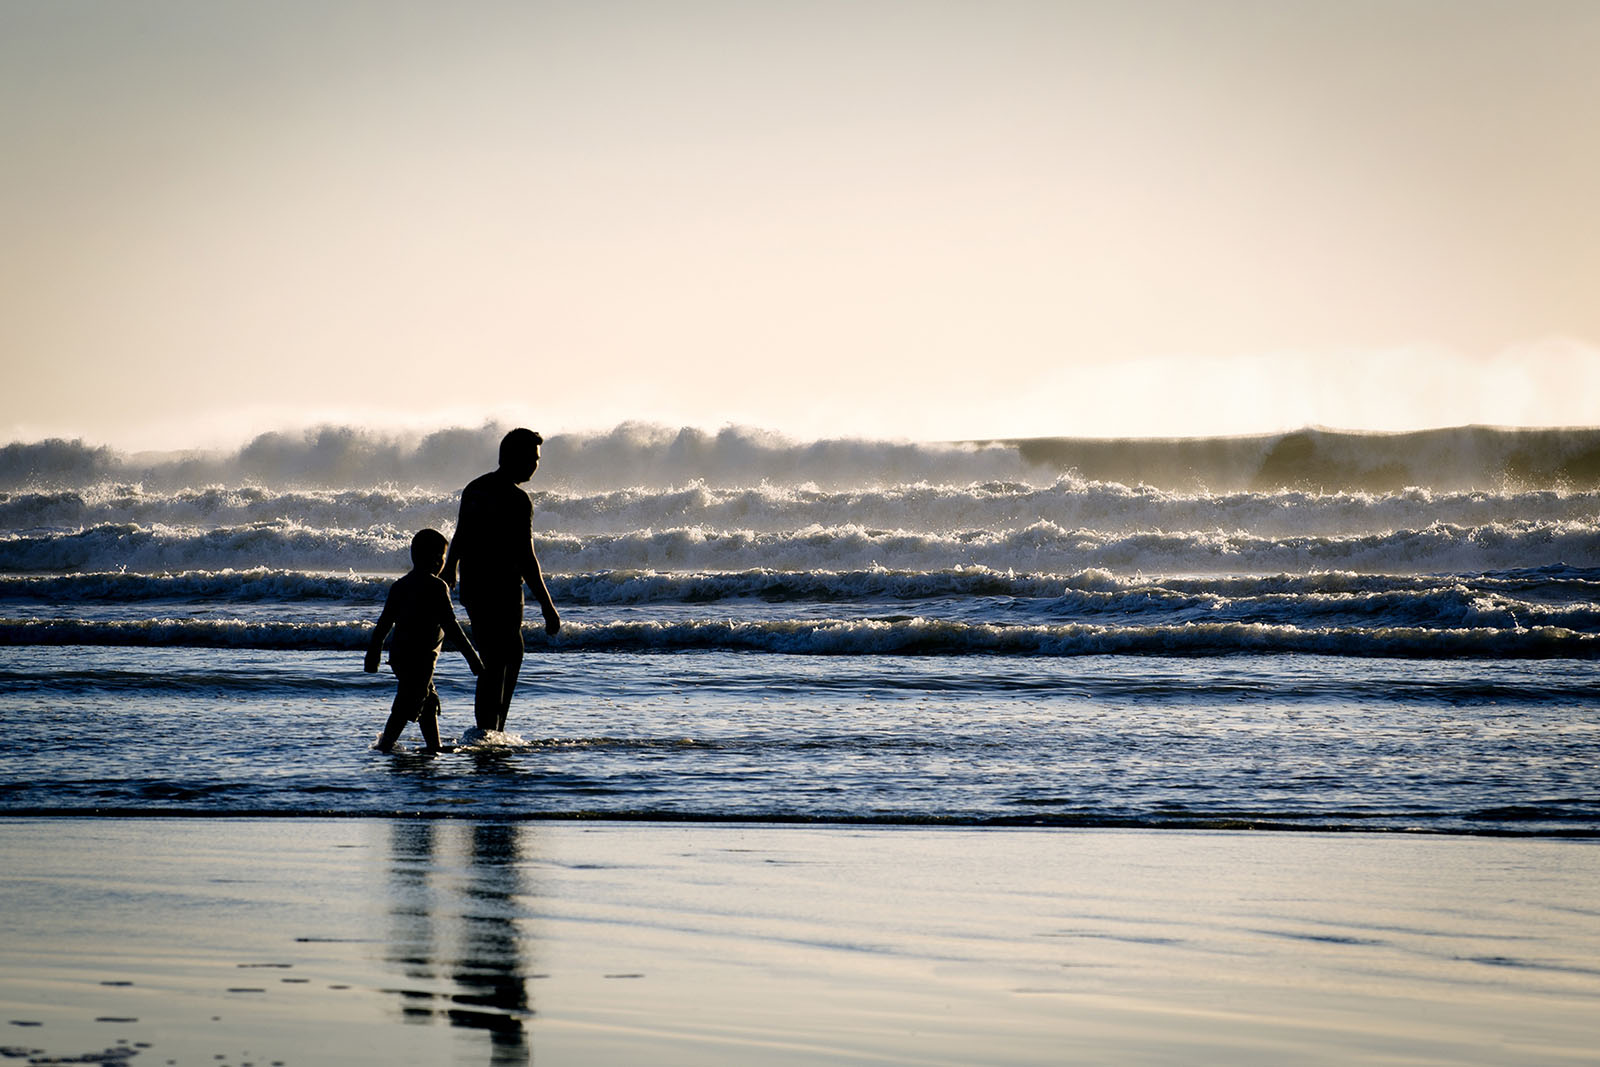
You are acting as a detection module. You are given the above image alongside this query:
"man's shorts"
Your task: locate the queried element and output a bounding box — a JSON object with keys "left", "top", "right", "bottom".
{"left": 463, "top": 597, "right": 525, "bottom": 661}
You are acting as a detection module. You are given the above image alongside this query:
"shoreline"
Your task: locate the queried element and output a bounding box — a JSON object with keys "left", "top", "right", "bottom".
{"left": 5, "top": 808, "right": 1598, "bottom": 837}
{"left": 3, "top": 818, "right": 1598, "bottom": 1065}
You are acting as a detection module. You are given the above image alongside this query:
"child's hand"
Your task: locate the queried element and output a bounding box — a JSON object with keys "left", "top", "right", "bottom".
{"left": 466, "top": 652, "right": 484, "bottom": 676}
{"left": 363, "top": 650, "right": 380, "bottom": 674}
{"left": 544, "top": 607, "right": 561, "bottom": 636}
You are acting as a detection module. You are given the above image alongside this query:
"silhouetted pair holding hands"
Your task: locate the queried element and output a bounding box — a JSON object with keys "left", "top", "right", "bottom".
{"left": 365, "top": 428, "right": 561, "bottom": 750}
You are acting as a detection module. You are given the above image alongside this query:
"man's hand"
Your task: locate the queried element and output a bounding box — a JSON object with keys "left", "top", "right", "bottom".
{"left": 466, "top": 651, "right": 484, "bottom": 676}
{"left": 363, "top": 650, "right": 380, "bottom": 674}
{"left": 544, "top": 608, "right": 561, "bottom": 636}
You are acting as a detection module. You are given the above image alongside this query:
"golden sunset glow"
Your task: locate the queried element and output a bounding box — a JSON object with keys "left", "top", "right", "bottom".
{"left": 4, "top": 1, "right": 1599, "bottom": 447}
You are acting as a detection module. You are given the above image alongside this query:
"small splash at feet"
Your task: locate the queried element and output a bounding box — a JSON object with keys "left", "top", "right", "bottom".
{"left": 455, "top": 727, "right": 532, "bottom": 749}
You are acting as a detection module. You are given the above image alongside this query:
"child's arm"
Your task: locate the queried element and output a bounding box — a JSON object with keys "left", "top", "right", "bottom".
{"left": 444, "top": 616, "right": 484, "bottom": 675}
{"left": 365, "top": 605, "right": 394, "bottom": 673}
{"left": 428, "top": 578, "right": 482, "bottom": 674}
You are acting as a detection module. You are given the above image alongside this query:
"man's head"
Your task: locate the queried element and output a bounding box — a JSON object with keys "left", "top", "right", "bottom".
{"left": 410, "top": 528, "right": 449, "bottom": 574}
{"left": 497, "top": 428, "right": 544, "bottom": 483}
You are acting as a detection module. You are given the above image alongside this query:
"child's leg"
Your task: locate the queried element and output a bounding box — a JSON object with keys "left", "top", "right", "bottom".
{"left": 417, "top": 681, "right": 443, "bottom": 752}
{"left": 378, "top": 665, "right": 431, "bottom": 752}
{"left": 376, "top": 704, "right": 409, "bottom": 752}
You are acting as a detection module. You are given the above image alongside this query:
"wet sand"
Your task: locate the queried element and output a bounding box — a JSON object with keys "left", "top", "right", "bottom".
{"left": 2, "top": 819, "right": 1598, "bottom": 1065}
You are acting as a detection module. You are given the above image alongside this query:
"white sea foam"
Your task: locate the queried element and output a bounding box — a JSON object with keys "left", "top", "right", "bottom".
{"left": 455, "top": 726, "right": 535, "bottom": 749}
{"left": 3, "top": 515, "right": 1598, "bottom": 576}
{"left": 2, "top": 567, "right": 1594, "bottom": 634}
{"left": 6, "top": 479, "right": 1598, "bottom": 543}
{"left": 2, "top": 615, "right": 1591, "bottom": 659}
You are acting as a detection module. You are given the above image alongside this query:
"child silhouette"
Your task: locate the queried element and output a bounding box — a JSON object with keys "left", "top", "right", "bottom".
{"left": 365, "top": 528, "right": 483, "bottom": 752}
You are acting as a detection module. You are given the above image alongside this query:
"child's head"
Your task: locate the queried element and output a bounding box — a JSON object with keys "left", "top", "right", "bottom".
{"left": 410, "top": 528, "right": 448, "bottom": 574}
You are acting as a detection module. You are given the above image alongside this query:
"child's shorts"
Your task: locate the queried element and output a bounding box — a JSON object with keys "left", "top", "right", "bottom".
{"left": 391, "top": 662, "right": 441, "bottom": 723}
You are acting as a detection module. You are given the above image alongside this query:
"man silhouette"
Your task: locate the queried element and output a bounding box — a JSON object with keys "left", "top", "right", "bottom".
{"left": 442, "top": 428, "right": 561, "bottom": 733}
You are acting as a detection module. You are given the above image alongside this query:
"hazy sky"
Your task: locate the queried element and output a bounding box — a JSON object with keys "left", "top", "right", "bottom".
{"left": 4, "top": 0, "right": 1599, "bottom": 448}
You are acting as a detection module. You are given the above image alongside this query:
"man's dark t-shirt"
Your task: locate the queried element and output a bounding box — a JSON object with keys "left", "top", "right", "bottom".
{"left": 449, "top": 469, "right": 536, "bottom": 612}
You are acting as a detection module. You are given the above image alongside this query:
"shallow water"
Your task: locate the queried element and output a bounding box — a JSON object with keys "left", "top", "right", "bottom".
{"left": 2, "top": 646, "right": 1595, "bottom": 833}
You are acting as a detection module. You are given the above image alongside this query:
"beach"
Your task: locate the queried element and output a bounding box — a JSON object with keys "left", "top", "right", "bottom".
{"left": 4, "top": 818, "right": 1598, "bottom": 1066}
{"left": 4, "top": 425, "right": 1600, "bottom": 1062}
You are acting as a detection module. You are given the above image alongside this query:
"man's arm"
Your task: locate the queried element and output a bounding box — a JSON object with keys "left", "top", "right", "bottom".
{"left": 442, "top": 487, "right": 471, "bottom": 589}
{"left": 525, "top": 546, "right": 560, "bottom": 636}
{"left": 517, "top": 495, "right": 560, "bottom": 635}
{"left": 443, "top": 616, "right": 484, "bottom": 674}
{"left": 442, "top": 526, "right": 464, "bottom": 589}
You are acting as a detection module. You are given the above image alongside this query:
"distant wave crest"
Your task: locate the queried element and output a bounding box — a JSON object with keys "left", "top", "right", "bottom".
{"left": 8, "top": 479, "right": 1600, "bottom": 541}
{"left": 4, "top": 516, "right": 1596, "bottom": 576}
{"left": 6, "top": 421, "right": 1600, "bottom": 491}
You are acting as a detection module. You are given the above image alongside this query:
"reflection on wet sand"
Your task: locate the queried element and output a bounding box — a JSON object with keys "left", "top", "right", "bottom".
{"left": 384, "top": 821, "right": 535, "bottom": 1064}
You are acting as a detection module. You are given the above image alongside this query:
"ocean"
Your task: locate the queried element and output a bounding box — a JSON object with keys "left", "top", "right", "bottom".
{"left": 2, "top": 423, "right": 1598, "bottom": 834}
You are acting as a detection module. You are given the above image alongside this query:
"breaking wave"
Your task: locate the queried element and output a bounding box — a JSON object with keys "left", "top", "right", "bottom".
{"left": 6, "top": 422, "right": 1600, "bottom": 492}
{"left": 3, "top": 517, "right": 1596, "bottom": 576}
{"left": 6, "top": 479, "right": 1600, "bottom": 538}
{"left": 2, "top": 615, "right": 1592, "bottom": 659}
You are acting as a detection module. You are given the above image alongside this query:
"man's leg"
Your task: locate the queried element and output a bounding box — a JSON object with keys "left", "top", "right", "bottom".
{"left": 493, "top": 656, "right": 522, "bottom": 733}
{"left": 473, "top": 648, "right": 523, "bottom": 732}
{"left": 467, "top": 599, "right": 526, "bottom": 733}
{"left": 474, "top": 657, "right": 506, "bottom": 732}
